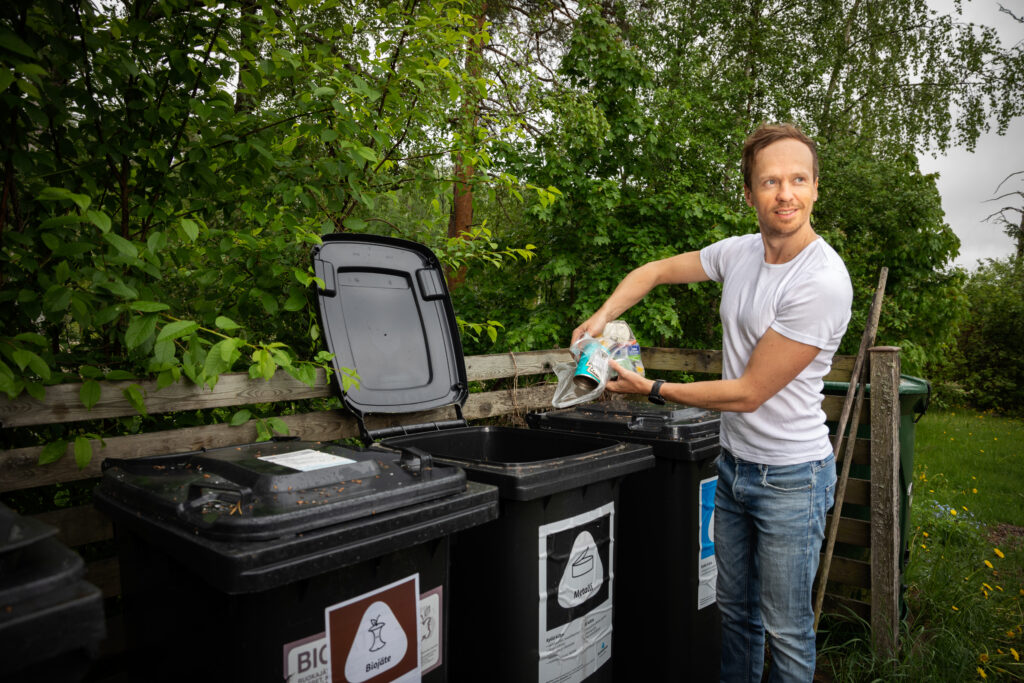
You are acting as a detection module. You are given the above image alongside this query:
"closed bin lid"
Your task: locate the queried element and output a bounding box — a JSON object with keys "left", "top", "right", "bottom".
{"left": 1, "top": 502, "right": 58, "bottom": 558}
{"left": 0, "top": 504, "right": 84, "bottom": 608}
{"left": 313, "top": 234, "right": 468, "bottom": 439}
{"left": 823, "top": 374, "right": 931, "bottom": 420}
{"left": 95, "top": 440, "right": 467, "bottom": 542}
{"left": 528, "top": 401, "right": 721, "bottom": 443}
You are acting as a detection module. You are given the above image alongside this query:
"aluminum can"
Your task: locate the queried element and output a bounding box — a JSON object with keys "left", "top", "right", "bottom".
{"left": 573, "top": 341, "right": 604, "bottom": 391}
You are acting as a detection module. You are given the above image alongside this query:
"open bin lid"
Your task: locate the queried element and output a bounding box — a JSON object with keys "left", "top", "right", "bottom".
{"left": 313, "top": 234, "right": 468, "bottom": 440}
{"left": 528, "top": 401, "right": 721, "bottom": 442}
{"left": 94, "top": 440, "right": 466, "bottom": 542}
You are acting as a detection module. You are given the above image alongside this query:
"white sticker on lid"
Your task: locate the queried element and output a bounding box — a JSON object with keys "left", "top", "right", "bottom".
{"left": 258, "top": 449, "right": 357, "bottom": 472}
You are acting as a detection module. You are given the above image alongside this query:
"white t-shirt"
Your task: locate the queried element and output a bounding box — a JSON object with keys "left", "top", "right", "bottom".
{"left": 700, "top": 233, "right": 853, "bottom": 465}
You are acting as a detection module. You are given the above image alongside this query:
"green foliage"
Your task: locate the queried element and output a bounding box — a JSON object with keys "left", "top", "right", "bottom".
{"left": 812, "top": 142, "right": 968, "bottom": 370}
{"left": 0, "top": 0, "right": 531, "bottom": 406}
{"left": 0, "top": 0, "right": 546, "bottom": 467}
{"left": 937, "top": 258, "right": 1024, "bottom": 415}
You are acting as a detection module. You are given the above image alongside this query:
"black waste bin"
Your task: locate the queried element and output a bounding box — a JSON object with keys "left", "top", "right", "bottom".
{"left": 313, "top": 233, "right": 655, "bottom": 683}
{"left": 94, "top": 440, "right": 497, "bottom": 682}
{"left": 527, "top": 401, "right": 723, "bottom": 682}
{"left": 0, "top": 503, "right": 105, "bottom": 683}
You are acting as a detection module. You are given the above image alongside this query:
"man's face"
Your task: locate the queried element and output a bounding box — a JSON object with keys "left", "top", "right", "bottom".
{"left": 744, "top": 138, "right": 818, "bottom": 238}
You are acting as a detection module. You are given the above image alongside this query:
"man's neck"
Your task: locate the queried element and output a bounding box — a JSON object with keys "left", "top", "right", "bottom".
{"left": 761, "top": 224, "right": 818, "bottom": 264}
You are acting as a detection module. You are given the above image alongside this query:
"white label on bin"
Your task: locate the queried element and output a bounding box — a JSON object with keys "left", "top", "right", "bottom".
{"left": 538, "top": 502, "right": 614, "bottom": 683}
{"left": 419, "top": 586, "right": 442, "bottom": 674}
{"left": 259, "top": 449, "right": 357, "bottom": 471}
{"left": 282, "top": 585, "right": 441, "bottom": 682}
{"left": 325, "top": 574, "right": 421, "bottom": 683}
{"left": 284, "top": 632, "right": 330, "bottom": 683}
{"left": 698, "top": 476, "right": 718, "bottom": 610}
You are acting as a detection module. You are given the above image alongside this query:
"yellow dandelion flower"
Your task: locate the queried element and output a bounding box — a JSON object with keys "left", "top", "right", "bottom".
{"left": 1013, "top": 648, "right": 1020, "bottom": 662}
{"left": 972, "top": 476, "right": 977, "bottom": 480}
{"left": 996, "top": 586, "right": 1003, "bottom": 592}
{"left": 952, "top": 605, "right": 959, "bottom": 611}
{"left": 983, "top": 590, "right": 989, "bottom": 598}
{"left": 980, "top": 450, "right": 984, "bottom": 453}
{"left": 921, "top": 544, "right": 928, "bottom": 550}
{"left": 923, "top": 532, "right": 930, "bottom": 538}
{"left": 994, "top": 548, "right": 1005, "bottom": 559}
{"left": 1007, "top": 630, "right": 1016, "bottom": 639}
{"left": 951, "top": 509, "right": 958, "bottom": 516}
{"left": 998, "top": 649, "right": 1003, "bottom": 655}
{"left": 984, "top": 560, "right": 993, "bottom": 569}
{"left": 973, "top": 488, "right": 978, "bottom": 494}
{"left": 977, "top": 666, "right": 986, "bottom": 679}
{"left": 963, "top": 506, "right": 969, "bottom": 512}
{"left": 979, "top": 653, "right": 990, "bottom": 663}
{"left": 983, "top": 583, "right": 993, "bottom": 591}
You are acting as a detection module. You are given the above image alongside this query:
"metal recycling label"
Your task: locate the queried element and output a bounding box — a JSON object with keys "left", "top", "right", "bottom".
{"left": 538, "top": 502, "right": 614, "bottom": 683}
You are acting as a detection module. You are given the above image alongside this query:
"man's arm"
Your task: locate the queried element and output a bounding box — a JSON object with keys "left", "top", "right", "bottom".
{"left": 606, "top": 328, "right": 820, "bottom": 413}
{"left": 571, "top": 251, "right": 710, "bottom": 345}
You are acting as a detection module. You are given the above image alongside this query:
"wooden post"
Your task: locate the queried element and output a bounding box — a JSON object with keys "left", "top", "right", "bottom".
{"left": 869, "top": 346, "right": 901, "bottom": 656}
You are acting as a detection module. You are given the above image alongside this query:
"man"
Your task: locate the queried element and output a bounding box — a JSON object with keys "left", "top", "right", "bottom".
{"left": 571, "top": 123, "right": 853, "bottom": 682}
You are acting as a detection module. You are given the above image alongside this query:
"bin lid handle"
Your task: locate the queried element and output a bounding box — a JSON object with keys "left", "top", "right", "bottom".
{"left": 628, "top": 415, "right": 665, "bottom": 433}
{"left": 399, "top": 447, "right": 433, "bottom": 474}
{"left": 914, "top": 381, "right": 932, "bottom": 424}
{"left": 183, "top": 480, "right": 254, "bottom": 514}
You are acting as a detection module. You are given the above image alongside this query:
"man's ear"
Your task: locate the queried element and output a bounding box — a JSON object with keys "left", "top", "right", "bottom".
{"left": 744, "top": 185, "right": 752, "bottom": 207}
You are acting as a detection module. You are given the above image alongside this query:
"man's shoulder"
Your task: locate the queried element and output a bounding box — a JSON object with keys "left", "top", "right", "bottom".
{"left": 705, "top": 232, "right": 761, "bottom": 258}
{"left": 794, "top": 240, "right": 853, "bottom": 300}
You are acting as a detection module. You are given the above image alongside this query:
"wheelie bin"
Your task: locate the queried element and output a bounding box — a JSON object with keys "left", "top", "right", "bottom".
{"left": 94, "top": 438, "right": 497, "bottom": 682}
{"left": 528, "top": 401, "right": 723, "bottom": 682}
{"left": 0, "top": 503, "right": 105, "bottom": 683}
{"left": 312, "top": 233, "right": 655, "bottom": 683}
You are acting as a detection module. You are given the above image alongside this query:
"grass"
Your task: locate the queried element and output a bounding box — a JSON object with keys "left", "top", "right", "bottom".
{"left": 817, "top": 408, "right": 1024, "bottom": 682}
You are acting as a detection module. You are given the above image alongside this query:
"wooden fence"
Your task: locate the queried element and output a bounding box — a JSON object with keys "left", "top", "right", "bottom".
{"left": 0, "top": 346, "right": 904, "bottom": 661}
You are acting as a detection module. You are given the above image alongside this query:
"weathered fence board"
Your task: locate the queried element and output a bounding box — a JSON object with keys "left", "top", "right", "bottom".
{"left": 870, "top": 347, "right": 903, "bottom": 655}
{"left": 0, "top": 349, "right": 856, "bottom": 429}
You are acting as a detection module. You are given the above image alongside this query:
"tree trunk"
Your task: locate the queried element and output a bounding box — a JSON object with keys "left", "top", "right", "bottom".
{"left": 446, "top": 3, "right": 487, "bottom": 290}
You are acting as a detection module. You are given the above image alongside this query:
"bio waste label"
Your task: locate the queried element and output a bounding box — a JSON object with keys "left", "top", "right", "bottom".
{"left": 282, "top": 584, "right": 440, "bottom": 683}
{"left": 325, "top": 575, "right": 421, "bottom": 683}
{"left": 283, "top": 632, "right": 330, "bottom": 683}
{"left": 698, "top": 476, "right": 718, "bottom": 610}
{"left": 538, "top": 502, "right": 614, "bottom": 683}
{"left": 418, "top": 587, "right": 442, "bottom": 674}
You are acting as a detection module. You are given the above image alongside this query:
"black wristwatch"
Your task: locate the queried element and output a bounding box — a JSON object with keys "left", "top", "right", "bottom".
{"left": 648, "top": 379, "right": 666, "bottom": 405}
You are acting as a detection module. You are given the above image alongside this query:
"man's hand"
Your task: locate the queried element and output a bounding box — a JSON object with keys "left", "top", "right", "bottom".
{"left": 604, "top": 359, "right": 653, "bottom": 396}
{"left": 570, "top": 314, "right": 610, "bottom": 347}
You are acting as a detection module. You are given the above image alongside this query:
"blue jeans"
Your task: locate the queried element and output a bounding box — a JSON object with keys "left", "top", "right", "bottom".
{"left": 715, "top": 449, "right": 836, "bottom": 683}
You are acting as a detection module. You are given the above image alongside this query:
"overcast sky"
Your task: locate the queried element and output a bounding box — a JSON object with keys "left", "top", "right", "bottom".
{"left": 919, "top": 0, "right": 1024, "bottom": 270}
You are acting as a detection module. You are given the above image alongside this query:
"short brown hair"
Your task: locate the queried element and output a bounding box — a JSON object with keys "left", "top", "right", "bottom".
{"left": 741, "top": 123, "right": 818, "bottom": 189}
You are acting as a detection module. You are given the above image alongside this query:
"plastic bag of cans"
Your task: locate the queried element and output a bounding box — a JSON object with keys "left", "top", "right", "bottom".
{"left": 551, "top": 320, "right": 645, "bottom": 408}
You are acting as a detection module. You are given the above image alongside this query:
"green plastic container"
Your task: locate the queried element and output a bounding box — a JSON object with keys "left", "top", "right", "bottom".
{"left": 823, "top": 374, "right": 930, "bottom": 572}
